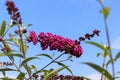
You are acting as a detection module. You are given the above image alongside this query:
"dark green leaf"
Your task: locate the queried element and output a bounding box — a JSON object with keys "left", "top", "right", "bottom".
{"left": 0, "top": 68, "right": 17, "bottom": 71}
{"left": 100, "top": 7, "right": 111, "bottom": 19}
{"left": 56, "top": 62, "right": 73, "bottom": 75}
{"left": 36, "top": 53, "right": 53, "bottom": 60}
{"left": 114, "top": 52, "right": 120, "bottom": 61}
{"left": 83, "top": 62, "right": 113, "bottom": 80}
{"left": 44, "top": 66, "right": 67, "bottom": 80}
{"left": 0, "top": 21, "right": 6, "bottom": 37}
{"left": 106, "top": 59, "right": 112, "bottom": 67}
{"left": 31, "top": 65, "right": 37, "bottom": 71}
{"left": 1, "top": 70, "right": 6, "bottom": 77}
{"left": 16, "top": 73, "right": 25, "bottom": 80}
{"left": 97, "top": 53, "right": 101, "bottom": 57}
{"left": 27, "top": 24, "right": 32, "bottom": 27}
{"left": 20, "top": 57, "right": 39, "bottom": 67}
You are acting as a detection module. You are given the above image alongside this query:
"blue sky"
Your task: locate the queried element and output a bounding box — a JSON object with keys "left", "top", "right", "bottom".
{"left": 0, "top": 0, "right": 120, "bottom": 79}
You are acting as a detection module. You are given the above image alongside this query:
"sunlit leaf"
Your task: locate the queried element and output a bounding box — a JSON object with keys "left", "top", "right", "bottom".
{"left": 0, "top": 21, "right": 6, "bottom": 37}
{"left": 55, "top": 62, "right": 73, "bottom": 75}
{"left": 20, "top": 57, "right": 39, "bottom": 67}
{"left": 0, "top": 53, "right": 24, "bottom": 58}
{"left": 100, "top": 7, "right": 111, "bottom": 19}
{"left": 86, "top": 41, "right": 109, "bottom": 57}
{"left": 114, "top": 52, "right": 120, "bottom": 61}
{"left": 23, "top": 64, "right": 31, "bottom": 76}
{"left": 16, "top": 73, "right": 25, "bottom": 80}
{"left": 44, "top": 66, "right": 67, "bottom": 80}
{"left": 0, "top": 77, "right": 18, "bottom": 80}
{"left": 19, "top": 39, "right": 28, "bottom": 54}
{"left": 83, "top": 62, "right": 113, "bottom": 80}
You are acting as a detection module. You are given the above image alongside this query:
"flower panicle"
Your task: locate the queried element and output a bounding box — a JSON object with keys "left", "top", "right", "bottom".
{"left": 79, "top": 29, "right": 100, "bottom": 42}
{"left": 5, "top": 0, "right": 22, "bottom": 24}
{"left": 28, "top": 31, "right": 83, "bottom": 58}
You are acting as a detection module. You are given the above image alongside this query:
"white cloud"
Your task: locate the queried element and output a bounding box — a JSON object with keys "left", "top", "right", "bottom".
{"left": 87, "top": 73, "right": 101, "bottom": 80}
{"left": 112, "top": 37, "right": 120, "bottom": 49}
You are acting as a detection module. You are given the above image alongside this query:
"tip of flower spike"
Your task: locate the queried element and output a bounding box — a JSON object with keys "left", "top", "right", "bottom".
{"left": 29, "top": 31, "right": 38, "bottom": 45}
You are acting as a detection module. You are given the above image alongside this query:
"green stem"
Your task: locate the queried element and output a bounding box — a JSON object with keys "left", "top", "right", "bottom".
{"left": 28, "top": 52, "right": 65, "bottom": 80}
{"left": 98, "top": 0, "right": 115, "bottom": 78}
{"left": 17, "top": 24, "right": 32, "bottom": 80}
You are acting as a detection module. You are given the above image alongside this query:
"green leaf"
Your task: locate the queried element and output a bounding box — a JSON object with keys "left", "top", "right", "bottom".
{"left": 0, "top": 21, "right": 6, "bottom": 37}
{"left": 44, "top": 66, "right": 66, "bottom": 80}
{"left": 0, "top": 53, "right": 24, "bottom": 58}
{"left": 83, "top": 62, "right": 113, "bottom": 80}
{"left": 27, "top": 24, "right": 32, "bottom": 27}
{"left": 20, "top": 57, "right": 39, "bottom": 67}
{"left": 1, "top": 70, "right": 6, "bottom": 77}
{"left": 16, "top": 73, "right": 25, "bottom": 80}
{"left": 106, "top": 59, "right": 112, "bottom": 67}
{"left": 36, "top": 53, "right": 53, "bottom": 60}
{"left": 100, "top": 7, "right": 111, "bottom": 19}
{"left": 86, "top": 41, "right": 109, "bottom": 57}
{"left": 55, "top": 62, "right": 73, "bottom": 75}
{"left": 0, "top": 77, "right": 18, "bottom": 80}
{"left": 31, "top": 65, "right": 37, "bottom": 72}
{"left": 0, "top": 68, "right": 17, "bottom": 71}
{"left": 97, "top": 53, "right": 101, "bottom": 57}
{"left": 2, "top": 40, "right": 15, "bottom": 61}
{"left": 23, "top": 64, "right": 31, "bottom": 76}
{"left": 19, "top": 40, "right": 28, "bottom": 54}
{"left": 114, "top": 52, "right": 120, "bottom": 61}
{"left": 86, "top": 41, "right": 105, "bottom": 50}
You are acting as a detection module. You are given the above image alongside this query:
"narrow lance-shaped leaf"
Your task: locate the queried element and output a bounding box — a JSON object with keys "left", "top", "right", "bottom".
{"left": 1, "top": 70, "right": 6, "bottom": 77}
{"left": 36, "top": 53, "right": 53, "bottom": 60}
{"left": 20, "top": 57, "right": 39, "bottom": 67}
{"left": 16, "top": 73, "right": 26, "bottom": 80}
{"left": 86, "top": 41, "right": 109, "bottom": 57}
{"left": 56, "top": 62, "right": 73, "bottom": 75}
{"left": 44, "top": 66, "right": 67, "bottom": 80}
{"left": 0, "top": 21, "right": 6, "bottom": 37}
{"left": 0, "top": 53, "right": 24, "bottom": 58}
{"left": 83, "top": 62, "right": 113, "bottom": 80}
{"left": 0, "top": 68, "right": 17, "bottom": 71}
{"left": 19, "top": 39, "right": 28, "bottom": 54}
{"left": 86, "top": 41, "right": 105, "bottom": 50}
{"left": 114, "top": 52, "right": 120, "bottom": 61}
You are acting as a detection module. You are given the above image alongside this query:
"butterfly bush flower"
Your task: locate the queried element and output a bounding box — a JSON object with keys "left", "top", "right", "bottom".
{"left": 5, "top": 0, "right": 22, "bottom": 24}
{"left": 38, "top": 32, "right": 83, "bottom": 57}
{"left": 29, "top": 31, "right": 38, "bottom": 45}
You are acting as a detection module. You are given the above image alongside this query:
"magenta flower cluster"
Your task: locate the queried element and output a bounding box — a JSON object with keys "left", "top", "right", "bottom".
{"left": 29, "top": 31, "right": 83, "bottom": 57}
